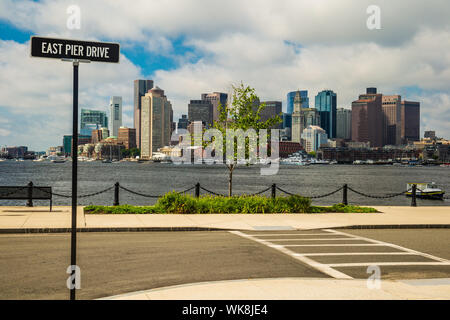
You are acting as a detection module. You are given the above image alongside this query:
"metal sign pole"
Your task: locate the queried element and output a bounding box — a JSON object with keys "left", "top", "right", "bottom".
{"left": 70, "top": 60, "right": 79, "bottom": 301}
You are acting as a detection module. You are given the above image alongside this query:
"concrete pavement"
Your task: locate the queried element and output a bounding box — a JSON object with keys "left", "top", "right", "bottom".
{"left": 100, "top": 277, "right": 450, "bottom": 300}
{"left": 0, "top": 206, "right": 449, "bottom": 231}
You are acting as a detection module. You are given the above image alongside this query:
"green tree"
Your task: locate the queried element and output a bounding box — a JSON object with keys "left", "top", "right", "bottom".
{"left": 210, "top": 83, "right": 282, "bottom": 196}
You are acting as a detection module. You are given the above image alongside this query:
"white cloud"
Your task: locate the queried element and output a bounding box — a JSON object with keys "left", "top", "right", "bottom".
{"left": 0, "top": 39, "right": 142, "bottom": 150}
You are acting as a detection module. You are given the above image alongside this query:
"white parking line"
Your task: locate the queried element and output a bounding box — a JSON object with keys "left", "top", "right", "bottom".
{"left": 299, "top": 252, "right": 417, "bottom": 257}
{"left": 266, "top": 238, "right": 364, "bottom": 241}
{"left": 325, "top": 229, "right": 450, "bottom": 263}
{"left": 283, "top": 244, "right": 386, "bottom": 247}
{"left": 230, "top": 230, "right": 353, "bottom": 279}
{"left": 327, "top": 262, "right": 450, "bottom": 267}
{"left": 251, "top": 233, "right": 337, "bottom": 237}
{"left": 233, "top": 229, "right": 450, "bottom": 280}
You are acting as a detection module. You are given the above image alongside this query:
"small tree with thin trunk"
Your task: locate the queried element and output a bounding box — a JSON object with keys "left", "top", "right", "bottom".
{"left": 209, "top": 83, "right": 281, "bottom": 196}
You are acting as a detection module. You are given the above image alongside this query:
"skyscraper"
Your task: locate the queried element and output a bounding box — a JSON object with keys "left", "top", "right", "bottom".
{"left": 315, "top": 90, "right": 337, "bottom": 139}
{"left": 118, "top": 127, "right": 137, "bottom": 150}
{"left": 291, "top": 91, "right": 320, "bottom": 143}
{"left": 140, "top": 86, "right": 173, "bottom": 159}
{"left": 401, "top": 101, "right": 420, "bottom": 144}
{"left": 109, "top": 96, "right": 122, "bottom": 137}
{"left": 260, "top": 101, "right": 282, "bottom": 129}
{"left": 188, "top": 100, "right": 214, "bottom": 127}
{"left": 381, "top": 95, "right": 402, "bottom": 146}
{"left": 301, "top": 125, "right": 328, "bottom": 153}
{"left": 336, "top": 108, "right": 352, "bottom": 140}
{"left": 351, "top": 88, "right": 383, "bottom": 148}
{"left": 177, "top": 114, "right": 189, "bottom": 130}
{"left": 80, "top": 109, "right": 108, "bottom": 135}
{"left": 134, "top": 79, "right": 154, "bottom": 148}
{"left": 201, "top": 92, "right": 228, "bottom": 122}
{"left": 287, "top": 90, "right": 308, "bottom": 114}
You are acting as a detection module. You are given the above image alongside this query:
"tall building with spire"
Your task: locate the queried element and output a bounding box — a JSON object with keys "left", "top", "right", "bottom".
{"left": 140, "top": 86, "right": 173, "bottom": 159}
{"left": 291, "top": 91, "right": 320, "bottom": 143}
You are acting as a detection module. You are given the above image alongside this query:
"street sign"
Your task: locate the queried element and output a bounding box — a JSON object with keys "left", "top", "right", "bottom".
{"left": 30, "top": 35, "right": 120, "bottom": 300}
{"left": 30, "top": 36, "right": 120, "bottom": 63}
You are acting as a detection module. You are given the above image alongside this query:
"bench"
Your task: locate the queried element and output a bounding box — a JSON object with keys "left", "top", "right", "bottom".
{"left": 0, "top": 182, "right": 52, "bottom": 211}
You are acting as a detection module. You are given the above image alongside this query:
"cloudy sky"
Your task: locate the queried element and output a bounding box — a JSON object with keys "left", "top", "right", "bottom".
{"left": 0, "top": 0, "right": 449, "bottom": 150}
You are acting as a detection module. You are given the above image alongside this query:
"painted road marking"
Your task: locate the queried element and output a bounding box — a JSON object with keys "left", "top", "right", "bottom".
{"left": 324, "top": 229, "right": 450, "bottom": 263}
{"left": 327, "top": 262, "right": 450, "bottom": 267}
{"left": 234, "top": 229, "right": 450, "bottom": 280}
{"left": 230, "top": 231, "right": 353, "bottom": 279}
{"left": 300, "top": 252, "right": 416, "bottom": 256}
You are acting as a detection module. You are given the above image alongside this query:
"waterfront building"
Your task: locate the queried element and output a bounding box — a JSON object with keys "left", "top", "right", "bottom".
{"left": 201, "top": 92, "right": 228, "bottom": 122}
{"left": 381, "top": 95, "right": 402, "bottom": 146}
{"left": 315, "top": 90, "right": 337, "bottom": 139}
{"left": 134, "top": 79, "right": 154, "bottom": 148}
{"left": 178, "top": 114, "right": 189, "bottom": 130}
{"left": 351, "top": 88, "right": 383, "bottom": 148}
{"left": 141, "top": 86, "right": 173, "bottom": 159}
{"left": 319, "top": 146, "right": 421, "bottom": 163}
{"left": 301, "top": 125, "right": 328, "bottom": 153}
{"left": 91, "top": 129, "right": 103, "bottom": 144}
{"left": 80, "top": 109, "right": 108, "bottom": 134}
{"left": 260, "top": 101, "right": 282, "bottom": 129}
{"left": 401, "top": 100, "right": 420, "bottom": 144}
{"left": 101, "top": 127, "right": 109, "bottom": 140}
{"left": 118, "top": 127, "right": 137, "bottom": 150}
{"left": 424, "top": 131, "right": 436, "bottom": 140}
{"left": 188, "top": 99, "right": 214, "bottom": 128}
{"left": 287, "top": 90, "right": 308, "bottom": 114}
{"left": 109, "top": 96, "right": 122, "bottom": 137}
{"left": 336, "top": 108, "right": 352, "bottom": 140}
{"left": 3, "top": 146, "right": 28, "bottom": 158}
{"left": 279, "top": 141, "right": 303, "bottom": 158}
{"left": 80, "top": 123, "right": 101, "bottom": 137}
{"left": 63, "top": 135, "right": 91, "bottom": 156}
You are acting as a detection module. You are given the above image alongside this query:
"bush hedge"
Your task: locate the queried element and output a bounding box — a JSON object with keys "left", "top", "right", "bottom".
{"left": 84, "top": 192, "right": 378, "bottom": 214}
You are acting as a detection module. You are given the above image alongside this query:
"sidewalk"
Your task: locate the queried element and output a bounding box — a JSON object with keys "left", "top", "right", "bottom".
{"left": 100, "top": 277, "right": 450, "bottom": 300}
{"left": 0, "top": 206, "right": 449, "bottom": 232}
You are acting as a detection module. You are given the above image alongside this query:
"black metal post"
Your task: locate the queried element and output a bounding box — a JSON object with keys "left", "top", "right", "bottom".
{"left": 271, "top": 183, "right": 276, "bottom": 199}
{"left": 411, "top": 184, "right": 417, "bottom": 207}
{"left": 343, "top": 184, "right": 348, "bottom": 205}
{"left": 195, "top": 183, "right": 200, "bottom": 198}
{"left": 27, "top": 181, "right": 33, "bottom": 207}
{"left": 70, "top": 61, "right": 79, "bottom": 300}
{"left": 114, "top": 182, "right": 120, "bottom": 206}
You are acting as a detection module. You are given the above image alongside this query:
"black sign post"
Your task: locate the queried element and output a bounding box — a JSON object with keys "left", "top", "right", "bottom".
{"left": 31, "top": 36, "right": 120, "bottom": 300}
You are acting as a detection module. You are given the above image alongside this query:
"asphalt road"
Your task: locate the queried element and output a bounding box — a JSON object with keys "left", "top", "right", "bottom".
{"left": 0, "top": 229, "right": 449, "bottom": 300}
{"left": 0, "top": 231, "right": 326, "bottom": 300}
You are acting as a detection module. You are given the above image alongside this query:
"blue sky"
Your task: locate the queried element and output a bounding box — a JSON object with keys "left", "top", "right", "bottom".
{"left": 0, "top": 0, "right": 449, "bottom": 151}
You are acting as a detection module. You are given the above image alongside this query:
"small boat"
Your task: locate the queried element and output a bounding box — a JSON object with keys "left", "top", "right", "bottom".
{"left": 102, "top": 159, "right": 112, "bottom": 163}
{"left": 406, "top": 183, "right": 445, "bottom": 200}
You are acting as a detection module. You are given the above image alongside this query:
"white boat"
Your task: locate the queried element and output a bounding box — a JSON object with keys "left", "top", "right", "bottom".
{"left": 406, "top": 183, "right": 445, "bottom": 200}
{"left": 48, "top": 155, "right": 66, "bottom": 163}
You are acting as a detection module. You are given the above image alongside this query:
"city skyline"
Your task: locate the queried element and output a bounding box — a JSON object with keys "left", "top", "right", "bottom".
{"left": 1, "top": 1, "right": 450, "bottom": 150}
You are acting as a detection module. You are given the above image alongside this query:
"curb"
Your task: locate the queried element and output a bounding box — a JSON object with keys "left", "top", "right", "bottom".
{"left": 0, "top": 227, "right": 226, "bottom": 234}
{"left": 0, "top": 224, "right": 449, "bottom": 234}
{"left": 334, "top": 224, "right": 450, "bottom": 230}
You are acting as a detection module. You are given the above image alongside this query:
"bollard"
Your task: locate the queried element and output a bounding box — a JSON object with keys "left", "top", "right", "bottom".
{"left": 411, "top": 184, "right": 417, "bottom": 207}
{"left": 195, "top": 183, "right": 200, "bottom": 198}
{"left": 342, "top": 184, "right": 348, "bottom": 205}
{"left": 27, "top": 181, "right": 33, "bottom": 207}
{"left": 114, "top": 182, "right": 120, "bottom": 206}
{"left": 271, "top": 183, "right": 276, "bottom": 199}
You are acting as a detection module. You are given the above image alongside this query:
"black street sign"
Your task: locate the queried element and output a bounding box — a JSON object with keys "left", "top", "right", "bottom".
{"left": 30, "top": 35, "right": 120, "bottom": 300}
{"left": 30, "top": 36, "right": 120, "bottom": 63}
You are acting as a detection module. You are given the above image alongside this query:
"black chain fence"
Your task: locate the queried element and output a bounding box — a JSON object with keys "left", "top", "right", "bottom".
{"left": 2, "top": 181, "right": 447, "bottom": 207}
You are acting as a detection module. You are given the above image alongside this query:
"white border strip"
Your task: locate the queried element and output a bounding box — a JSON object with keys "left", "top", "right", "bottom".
{"left": 327, "top": 262, "right": 450, "bottom": 267}
{"left": 230, "top": 231, "right": 353, "bottom": 279}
